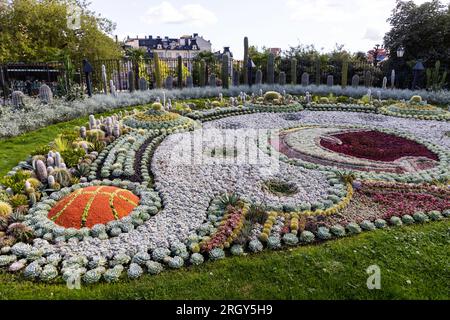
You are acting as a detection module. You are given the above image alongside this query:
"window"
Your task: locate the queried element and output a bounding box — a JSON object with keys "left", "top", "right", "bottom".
{"left": 192, "top": 45, "right": 197, "bottom": 50}
{"left": 157, "top": 44, "right": 162, "bottom": 50}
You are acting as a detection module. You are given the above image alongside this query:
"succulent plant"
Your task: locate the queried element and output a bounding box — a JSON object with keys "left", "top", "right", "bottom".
{"left": 0, "top": 201, "right": 13, "bottom": 217}
{"left": 38, "top": 84, "right": 53, "bottom": 104}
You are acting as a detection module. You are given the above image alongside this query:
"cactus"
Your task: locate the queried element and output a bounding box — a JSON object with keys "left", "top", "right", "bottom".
{"left": 54, "top": 152, "right": 63, "bottom": 168}
{"left": 113, "top": 123, "right": 120, "bottom": 138}
{"left": 327, "top": 75, "right": 334, "bottom": 87}
{"left": 11, "top": 91, "right": 25, "bottom": 109}
{"left": 110, "top": 80, "right": 117, "bottom": 97}
{"left": 80, "top": 126, "right": 86, "bottom": 139}
{"left": 209, "top": 74, "right": 216, "bottom": 87}
{"left": 89, "top": 115, "right": 97, "bottom": 130}
{"left": 305, "top": 92, "right": 312, "bottom": 104}
{"left": 177, "top": 56, "right": 183, "bottom": 88}
{"left": 186, "top": 75, "right": 193, "bottom": 88}
{"left": 153, "top": 52, "right": 162, "bottom": 88}
{"left": 232, "top": 69, "right": 239, "bottom": 86}
{"left": 267, "top": 53, "right": 275, "bottom": 85}
{"left": 301, "top": 72, "right": 309, "bottom": 86}
{"left": 341, "top": 59, "right": 348, "bottom": 88}
{"left": 139, "top": 78, "right": 148, "bottom": 91}
{"left": 221, "top": 55, "right": 229, "bottom": 89}
{"left": 243, "top": 37, "right": 249, "bottom": 85}
{"left": 50, "top": 168, "right": 72, "bottom": 187}
{"left": 364, "top": 70, "right": 372, "bottom": 87}
{"left": 165, "top": 76, "right": 173, "bottom": 90}
{"left": 279, "top": 72, "right": 286, "bottom": 86}
{"left": 351, "top": 74, "right": 360, "bottom": 88}
{"left": 255, "top": 69, "right": 262, "bottom": 85}
{"left": 35, "top": 160, "right": 48, "bottom": 183}
{"left": 315, "top": 58, "right": 321, "bottom": 86}
{"left": 0, "top": 201, "right": 13, "bottom": 217}
{"left": 390, "top": 70, "right": 396, "bottom": 89}
{"left": 291, "top": 58, "right": 297, "bottom": 85}
{"left": 426, "top": 60, "right": 447, "bottom": 91}
{"left": 101, "top": 64, "right": 108, "bottom": 94}
{"left": 38, "top": 84, "right": 53, "bottom": 104}
{"left": 382, "top": 76, "right": 388, "bottom": 89}
{"left": 199, "top": 60, "right": 206, "bottom": 87}
{"left": 377, "top": 90, "right": 382, "bottom": 101}
{"left": 128, "top": 70, "right": 135, "bottom": 92}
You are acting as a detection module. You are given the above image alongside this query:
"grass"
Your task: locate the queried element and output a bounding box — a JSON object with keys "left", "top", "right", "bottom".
{"left": 0, "top": 105, "right": 146, "bottom": 177}
{"left": 0, "top": 220, "right": 448, "bottom": 300}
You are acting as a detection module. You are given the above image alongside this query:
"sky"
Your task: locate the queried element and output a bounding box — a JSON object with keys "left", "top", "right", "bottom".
{"left": 89, "top": 0, "right": 444, "bottom": 59}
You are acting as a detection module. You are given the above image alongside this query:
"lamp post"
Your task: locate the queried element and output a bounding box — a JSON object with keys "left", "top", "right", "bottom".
{"left": 395, "top": 46, "right": 405, "bottom": 88}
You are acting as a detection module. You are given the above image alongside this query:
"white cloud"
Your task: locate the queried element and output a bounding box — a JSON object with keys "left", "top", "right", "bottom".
{"left": 363, "top": 28, "right": 382, "bottom": 41}
{"left": 143, "top": 1, "right": 217, "bottom": 27}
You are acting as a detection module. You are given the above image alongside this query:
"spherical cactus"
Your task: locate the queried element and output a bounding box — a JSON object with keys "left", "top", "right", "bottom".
{"left": 80, "top": 126, "right": 87, "bottom": 139}
{"left": 151, "top": 102, "right": 163, "bottom": 111}
{"left": 410, "top": 95, "right": 423, "bottom": 104}
{"left": 0, "top": 201, "right": 13, "bottom": 217}
{"left": 11, "top": 91, "right": 25, "bottom": 109}
{"left": 50, "top": 168, "right": 72, "bottom": 187}
{"left": 264, "top": 91, "right": 282, "bottom": 102}
{"left": 38, "top": 84, "right": 53, "bottom": 104}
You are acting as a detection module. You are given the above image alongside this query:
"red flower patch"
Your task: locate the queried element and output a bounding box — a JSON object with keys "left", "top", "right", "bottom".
{"left": 320, "top": 130, "right": 438, "bottom": 162}
{"left": 47, "top": 186, "right": 140, "bottom": 229}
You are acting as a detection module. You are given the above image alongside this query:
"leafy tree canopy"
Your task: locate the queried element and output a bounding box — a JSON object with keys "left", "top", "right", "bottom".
{"left": 0, "top": 0, "right": 122, "bottom": 63}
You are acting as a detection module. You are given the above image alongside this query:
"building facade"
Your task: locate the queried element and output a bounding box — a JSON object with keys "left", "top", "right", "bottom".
{"left": 124, "top": 33, "right": 212, "bottom": 59}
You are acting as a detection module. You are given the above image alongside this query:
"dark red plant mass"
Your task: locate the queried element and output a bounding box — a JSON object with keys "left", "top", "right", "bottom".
{"left": 320, "top": 130, "right": 438, "bottom": 162}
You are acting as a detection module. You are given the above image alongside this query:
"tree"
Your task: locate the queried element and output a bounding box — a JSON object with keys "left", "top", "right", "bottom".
{"left": 383, "top": 0, "right": 450, "bottom": 88}
{"left": 0, "top": 0, "right": 122, "bottom": 63}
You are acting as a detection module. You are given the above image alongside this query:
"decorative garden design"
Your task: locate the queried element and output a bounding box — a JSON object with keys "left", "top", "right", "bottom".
{"left": 0, "top": 90, "right": 449, "bottom": 284}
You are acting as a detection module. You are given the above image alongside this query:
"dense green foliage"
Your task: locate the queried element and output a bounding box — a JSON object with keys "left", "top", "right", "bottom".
{"left": 0, "top": 0, "right": 121, "bottom": 62}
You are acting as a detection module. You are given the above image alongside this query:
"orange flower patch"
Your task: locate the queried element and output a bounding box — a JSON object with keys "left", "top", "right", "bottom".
{"left": 47, "top": 186, "right": 140, "bottom": 229}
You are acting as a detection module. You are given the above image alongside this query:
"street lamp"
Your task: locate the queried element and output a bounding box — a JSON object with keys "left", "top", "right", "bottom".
{"left": 396, "top": 46, "right": 405, "bottom": 58}
{"left": 394, "top": 46, "right": 405, "bottom": 88}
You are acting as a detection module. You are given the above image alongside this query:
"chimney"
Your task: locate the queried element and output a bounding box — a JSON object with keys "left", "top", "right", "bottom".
{"left": 193, "top": 33, "right": 198, "bottom": 38}
{"left": 149, "top": 36, "right": 153, "bottom": 39}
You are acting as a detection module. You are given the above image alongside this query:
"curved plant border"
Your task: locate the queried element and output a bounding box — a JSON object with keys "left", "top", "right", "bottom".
{"left": 260, "top": 124, "right": 450, "bottom": 184}
{"left": 23, "top": 179, "right": 161, "bottom": 241}
{"left": 380, "top": 104, "right": 450, "bottom": 121}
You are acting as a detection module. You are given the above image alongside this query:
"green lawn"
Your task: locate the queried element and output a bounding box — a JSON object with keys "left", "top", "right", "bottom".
{"left": 0, "top": 221, "right": 448, "bottom": 300}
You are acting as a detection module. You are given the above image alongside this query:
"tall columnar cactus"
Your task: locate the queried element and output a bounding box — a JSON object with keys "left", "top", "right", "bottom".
{"left": 315, "top": 58, "right": 321, "bottom": 86}
{"left": 35, "top": 160, "right": 48, "bottom": 183}
{"left": 291, "top": 58, "right": 297, "bottom": 85}
{"left": 186, "top": 75, "right": 193, "bottom": 88}
{"left": 221, "top": 55, "right": 229, "bottom": 89}
{"left": 177, "top": 56, "right": 183, "bottom": 88}
{"left": 38, "top": 84, "right": 53, "bottom": 104}
{"left": 327, "top": 75, "right": 334, "bottom": 87}
{"left": 113, "top": 123, "right": 120, "bottom": 138}
{"left": 426, "top": 60, "right": 447, "bottom": 91}
{"left": 199, "top": 60, "right": 206, "bottom": 87}
{"left": 139, "top": 78, "right": 148, "bottom": 91}
{"left": 11, "top": 91, "right": 25, "bottom": 109}
{"left": 128, "top": 70, "right": 135, "bottom": 92}
{"left": 382, "top": 76, "right": 388, "bottom": 89}
{"left": 364, "top": 70, "right": 372, "bottom": 87}
{"left": 243, "top": 37, "right": 249, "bottom": 85}
{"left": 154, "top": 52, "right": 162, "bottom": 88}
{"left": 232, "top": 69, "right": 239, "bottom": 86}
{"left": 47, "top": 175, "right": 57, "bottom": 189}
{"left": 301, "top": 72, "right": 309, "bottom": 86}
{"left": 209, "top": 74, "right": 216, "bottom": 87}
{"left": 267, "top": 53, "right": 275, "bottom": 85}
{"left": 54, "top": 152, "right": 63, "bottom": 168}
{"left": 351, "top": 74, "right": 360, "bottom": 88}
{"left": 390, "top": 70, "right": 396, "bottom": 89}
{"left": 341, "top": 59, "right": 348, "bottom": 88}
{"left": 89, "top": 115, "right": 96, "bottom": 130}
{"left": 165, "top": 76, "right": 173, "bottom": 90}
{"left": 101, "top": 64, "right": 108, "bottom": 94}
{"left": 279, "top": 72, "right": 286, "bottom": 86}
{"left": 255, "top": 69, "right": 262, "bottom": 85}
{"left": 110, "top": 80, "right": 117, "bottom": 97}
